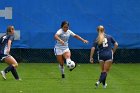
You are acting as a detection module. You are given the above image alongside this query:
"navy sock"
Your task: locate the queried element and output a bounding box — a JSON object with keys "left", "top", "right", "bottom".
{"left": 11, "top": 68, "right": 19, "bottom": 79}
{"left": 99, "top": 72, "right": 103, "bottom": 83}
{"left": 4, "top": 65, "right": 14, "bottom": 73}
{"left": 102, "top": 72, "right": 107, "bottom": 85}
{"left": 99, "top": 72, "right": 107, "bottom": 83}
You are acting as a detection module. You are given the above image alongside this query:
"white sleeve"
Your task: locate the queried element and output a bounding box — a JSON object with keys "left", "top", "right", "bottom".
{"left": 56, "top": 29, "right": 62, "bottom": 35}
{"left": 69, "top": 30, "right": 76, "bottom": 36}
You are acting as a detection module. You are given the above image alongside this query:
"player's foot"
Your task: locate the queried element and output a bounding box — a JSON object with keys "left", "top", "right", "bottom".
{"left": 62, "top": 74, "right": 65, "bottom": 78}
{"left": 103, "top": 83, "right": 107, "bottom": 88}
{"left": 70, "top": 62, "right": 77, "bottom": 71}
{"left": 16, "top": 78, "right": 22, "bottom": 81}
{"left": 1, "top": 71, "right": 6, "bottom": 80}
{"left": 95, "top": 81, "right": 100, "bottom": 88}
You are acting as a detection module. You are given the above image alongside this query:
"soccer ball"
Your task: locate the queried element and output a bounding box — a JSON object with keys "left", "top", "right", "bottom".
{"left": 67, "top": 61, "right": 75, "bottom": 69}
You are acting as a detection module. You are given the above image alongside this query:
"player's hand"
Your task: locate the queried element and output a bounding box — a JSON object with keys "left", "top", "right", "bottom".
{"left": 59, "top": 40, "right": 65, "bottom": 45}
{"left": 83, "top": 40, "right": 88, "bottom": 44}
{"left": 90, "top": 58, "right": 94, "bottom": 64}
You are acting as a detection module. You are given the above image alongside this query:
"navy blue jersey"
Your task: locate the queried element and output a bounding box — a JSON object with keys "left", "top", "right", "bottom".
{"left": 92, "top": 34, "right": 116, "bottom": 52}
{"left": 92, "top": 34, "right": 116, "bottom": 61}
{"left": 0, "top": 34, "right": 14, "bottom": 54}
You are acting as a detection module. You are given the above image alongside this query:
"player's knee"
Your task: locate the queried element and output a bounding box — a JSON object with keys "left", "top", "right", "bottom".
{"left": 13, "top": 63, "right": 18, "bottom": 68}
{"left": 103, "top": 68, "right": 110, "bottom": 72}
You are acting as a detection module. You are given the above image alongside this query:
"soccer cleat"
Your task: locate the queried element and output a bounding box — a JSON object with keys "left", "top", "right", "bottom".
{"left": 1, "top": 71, "right": 6, "bottom": 80}
{"left": 62, "top": 74, "right": 65, "bottom": 78}
{"left": 103, "top": 83, "right": 107, "bottom": 88}
{"left": 16, "top": 78, "right": 22, "bottom": 81}
{"left": 70, "top": 62, "right": 77, "bottom": 71}
{"left": 95, "top": 81, "right": 100, "bottom": 88}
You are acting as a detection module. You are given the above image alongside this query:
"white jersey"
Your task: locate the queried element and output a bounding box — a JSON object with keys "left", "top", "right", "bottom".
{"left": 55, "top": 28, "right": 76, "bottom": 49}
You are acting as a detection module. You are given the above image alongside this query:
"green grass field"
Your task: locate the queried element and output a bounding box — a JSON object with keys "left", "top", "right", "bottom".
{"left": 0, "top": 63, "right": 140, "bottom": 93}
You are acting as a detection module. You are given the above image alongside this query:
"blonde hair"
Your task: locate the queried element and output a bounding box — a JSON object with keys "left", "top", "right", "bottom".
{"left": 97, "top": 25, "right": 105, "bottom": 45}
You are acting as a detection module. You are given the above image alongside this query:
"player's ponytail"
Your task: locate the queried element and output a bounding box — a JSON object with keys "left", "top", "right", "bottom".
{"left": 97, "top": 25, "right": 105, "bottom": 45}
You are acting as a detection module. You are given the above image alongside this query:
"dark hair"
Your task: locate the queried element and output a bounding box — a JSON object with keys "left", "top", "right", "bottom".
{"left": 6, "top": 26, "right": 14, "bottom": 34}
{"left": 61, "top": 21, "right": 69, "bottom": 28}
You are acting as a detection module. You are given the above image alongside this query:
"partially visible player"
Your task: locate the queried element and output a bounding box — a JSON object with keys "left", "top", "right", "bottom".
{"left": 54, "top": 21, "right": 88, "bottom": 78}
{"left": 90, "top": 25, "right": 118, "bottom": 88}
{"left": 0, "top": 26, "right": 20, "bottom": 80}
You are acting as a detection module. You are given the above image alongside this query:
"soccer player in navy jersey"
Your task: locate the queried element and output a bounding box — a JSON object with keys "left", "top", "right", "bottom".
{"left": 90, "top": 25, "right": 118, "bottom": 88}
{"left": 54, "top": 21, "right": 88, "bottom": 78}
{"left": 0, "top": 26, "right": 20, "bottom": 80}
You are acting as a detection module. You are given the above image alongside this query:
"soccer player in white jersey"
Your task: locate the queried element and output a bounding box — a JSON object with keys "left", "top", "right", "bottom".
{"left": 54, "top": 21, "right": 88, "bottom": 78}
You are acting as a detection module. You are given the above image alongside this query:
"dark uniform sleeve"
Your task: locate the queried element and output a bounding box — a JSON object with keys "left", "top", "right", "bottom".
{"left": 8, "top": 35, "right": 14, "bottom": 41}
{"left": 110, "top": 36, "right": 116, "bottom": 44}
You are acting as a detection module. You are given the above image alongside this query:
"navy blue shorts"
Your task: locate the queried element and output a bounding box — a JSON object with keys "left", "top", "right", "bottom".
{"left": 98, "top": 50, "right": 113, "bottom": 61}
{"left": 0, "top": 54, "right": 9, "bottom": 61}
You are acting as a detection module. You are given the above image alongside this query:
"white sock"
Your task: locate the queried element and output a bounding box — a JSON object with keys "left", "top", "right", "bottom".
{"left": 96, "top": 81, "right": 100, "bottom": 84}
{"left": 66, "top": 59, "right": 71, "bottom": 65}
{"left": 59, "top": 65, "right": 64, "bottom": 74}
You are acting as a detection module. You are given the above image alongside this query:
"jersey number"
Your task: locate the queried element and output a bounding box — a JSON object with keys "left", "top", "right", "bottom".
{"left": 103, "top": 38, "right": 108, "bottom": 47}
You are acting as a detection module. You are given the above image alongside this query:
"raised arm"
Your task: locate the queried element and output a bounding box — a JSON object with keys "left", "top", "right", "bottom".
{"left": 74, "top": 35, "right": 88, "bottom": 44}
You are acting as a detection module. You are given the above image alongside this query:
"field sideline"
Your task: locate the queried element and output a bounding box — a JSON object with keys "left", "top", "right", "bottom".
{"left": 0, "top": 63, "right": 140, "bottom": 93}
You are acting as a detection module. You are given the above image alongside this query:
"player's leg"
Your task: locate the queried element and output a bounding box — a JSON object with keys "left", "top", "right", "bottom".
{"left": 1, "top": 55, "right": 20, "bottom": 80}
{"left": 63, "top": 48, "right": 71, "bottom": 65}
{"left": 103, "top": 60, "right": 112, "bottom": 72}
{"left": 56, "top": 55, "right": 65, "bottom": 78}
{"left": 102, "top": 60, "right": 113, "bottom": 88}
{"left": 95, "top": 60, "right": 105, "bottom": 88}
{"left": 102, "top": 51, "right": 113, "bottom": 88}
{"left": 54, "top": 48, "right": 65, "bottom": 78}
{"left": 63, "top": 49, "right": 77, "bottom": 71}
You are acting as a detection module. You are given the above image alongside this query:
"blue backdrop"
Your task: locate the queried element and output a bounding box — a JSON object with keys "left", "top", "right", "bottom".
{"left": 0, "top": 0, "right": 140, "bottom": 49}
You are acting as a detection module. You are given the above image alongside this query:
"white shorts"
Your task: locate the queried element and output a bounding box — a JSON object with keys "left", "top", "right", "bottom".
{"left": 54, "top": 48, "right": 70, "bottom": 55}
